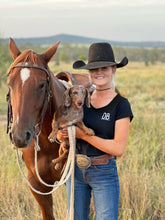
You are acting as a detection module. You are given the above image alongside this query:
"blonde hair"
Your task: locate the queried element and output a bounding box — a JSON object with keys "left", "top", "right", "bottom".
{"left": 111, "top": 73, "right": 116, "bottom": 91}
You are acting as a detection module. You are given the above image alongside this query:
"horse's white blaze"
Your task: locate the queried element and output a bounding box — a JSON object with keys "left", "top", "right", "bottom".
{"left": 20, "top": 68, "right": 30, "bottom": 87}
{"left": 16, "top": 115, "right": 19, "bottom": 124}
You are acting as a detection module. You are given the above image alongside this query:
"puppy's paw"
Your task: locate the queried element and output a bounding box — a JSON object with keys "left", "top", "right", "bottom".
{"left": 52, "top": 159, "right": 62, "bottom": 170}
{"left": 54, "top": 162, "right": 62, "bottom": 170}
{"left": 86, "top": 128, "right": 95, "bottom": 136}
{"left": 48, "top": 132, "right": 57, "bottom": 143}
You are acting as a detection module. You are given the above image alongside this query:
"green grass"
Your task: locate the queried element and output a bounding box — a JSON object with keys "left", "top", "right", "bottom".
{"left": 0, "top": 62, "right": 165, "bottom": 219}
{"left": 0, "top": 82, "right": 8, "bottom": 114}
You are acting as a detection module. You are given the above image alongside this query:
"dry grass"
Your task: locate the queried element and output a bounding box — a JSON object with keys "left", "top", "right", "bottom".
{"left": 0, "top": 62, "right": 165, "bottom": 219}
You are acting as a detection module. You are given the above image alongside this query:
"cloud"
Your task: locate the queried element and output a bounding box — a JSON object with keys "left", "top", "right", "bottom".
{"left": 0, "top": 0, "right": 165, "bottom": 40}
{"left": 2, "top": 0, "right": 165, "bottom": 8}
{"left": 43, "top": 0, "right": 165, "bottom": 12}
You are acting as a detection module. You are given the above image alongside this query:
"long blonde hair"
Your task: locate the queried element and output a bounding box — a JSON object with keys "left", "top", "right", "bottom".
{"left": 111, "top": 73, "right": 116, "bottom": 91}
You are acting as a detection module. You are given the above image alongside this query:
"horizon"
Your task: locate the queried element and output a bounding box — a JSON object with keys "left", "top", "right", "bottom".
{"left": 3, "top": 33, "right": 165, "bottom": 43}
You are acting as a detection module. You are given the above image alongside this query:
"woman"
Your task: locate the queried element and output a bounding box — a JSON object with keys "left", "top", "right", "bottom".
{"left": 60, "top": 42, "right": 133, "bottom": 220}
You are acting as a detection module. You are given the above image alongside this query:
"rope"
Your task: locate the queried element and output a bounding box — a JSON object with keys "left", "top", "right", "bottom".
{"left": 34, "top": 129, "right": 75, "bottom": 189}
{"left": 16, "top": 148, "right": 55, "bottom": 195}
{"left": 16, "top": 80, "right": 75, "bottom": 218}
{"left": 68, "top": 126, "right": 76, "bottom": 220}
{"left": 16, "top": 126, "right": 76, "bottom": 219}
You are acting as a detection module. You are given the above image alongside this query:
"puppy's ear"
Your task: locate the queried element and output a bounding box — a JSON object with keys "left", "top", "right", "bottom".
{"left": 85, "top": 89, "right": 91, "bottom": 108}
{"left": 63, "top": 88, "right": 72, "bottom": 107}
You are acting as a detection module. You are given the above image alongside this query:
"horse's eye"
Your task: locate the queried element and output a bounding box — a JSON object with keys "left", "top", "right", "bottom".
{"left": 39, "top": 83, "right": 45, "bottom": 90}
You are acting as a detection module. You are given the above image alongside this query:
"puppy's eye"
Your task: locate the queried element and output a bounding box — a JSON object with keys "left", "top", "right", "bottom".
{"left": 72, "top": 91, "right": 78, "bottom": 95}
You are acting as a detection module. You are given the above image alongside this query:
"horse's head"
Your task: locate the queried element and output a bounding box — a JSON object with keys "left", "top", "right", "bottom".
{"left": 7, "top": 38, "right": 60, "bottom": 148}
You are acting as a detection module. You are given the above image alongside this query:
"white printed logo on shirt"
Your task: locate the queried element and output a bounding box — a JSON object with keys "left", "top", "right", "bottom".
{"left": 101, "top": 112, "right": 110, "bottom": 121}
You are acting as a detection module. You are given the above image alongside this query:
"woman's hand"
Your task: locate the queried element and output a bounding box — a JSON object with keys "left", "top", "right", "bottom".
{"left": 57, "top": 126, "right": 86, "bottom": 140}
{"left": 75, "top": 126, "right": 87, "bottom": 139}
{"left": 57, "top": 127, "right": 68, "bottom": 139}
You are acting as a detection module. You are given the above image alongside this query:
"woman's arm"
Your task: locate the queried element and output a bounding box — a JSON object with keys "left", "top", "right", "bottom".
{"left": 75, "top": 117, "right": 131, "bottom": 157}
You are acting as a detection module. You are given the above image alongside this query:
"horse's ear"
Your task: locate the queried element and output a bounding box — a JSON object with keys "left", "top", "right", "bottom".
{"left": 42, "top": 41, "right": 60, "bottom": 63}
{"left": 63, "top": 88, "right": 72, "bottom": 107}
{"left": 9, "top": 38, "right": 21, "bottom": 60}
{"left": 85, "top": 89, "right": 91, "bottom": 108}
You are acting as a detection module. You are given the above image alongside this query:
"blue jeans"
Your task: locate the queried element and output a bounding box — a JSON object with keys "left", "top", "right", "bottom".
{"left": 66, "top": 157, "right": 120, "bottom": 220}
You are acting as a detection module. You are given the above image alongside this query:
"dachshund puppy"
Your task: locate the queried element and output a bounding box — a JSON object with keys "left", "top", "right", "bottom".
{"left": 48, "top": 85, "right": 94, "bottom": 170}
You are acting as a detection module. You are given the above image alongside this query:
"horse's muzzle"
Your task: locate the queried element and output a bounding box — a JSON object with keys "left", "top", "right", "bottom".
{"left": 9, "top": 129, "right": 33, "bottom": 148}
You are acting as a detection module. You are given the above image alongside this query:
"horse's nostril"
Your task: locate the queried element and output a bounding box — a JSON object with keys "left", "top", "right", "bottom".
{"left": 26, "top": 131, "right": 31, "bottom": 142}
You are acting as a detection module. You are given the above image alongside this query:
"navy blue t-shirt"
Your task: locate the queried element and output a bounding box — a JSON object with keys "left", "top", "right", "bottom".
{"left": 76, "top": 94, "right": 133, "bottom": 156}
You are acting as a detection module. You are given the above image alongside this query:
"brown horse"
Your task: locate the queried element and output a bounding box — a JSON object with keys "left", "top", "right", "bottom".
{"left": 7, "top": 38, "right": 90, "bottom": 220}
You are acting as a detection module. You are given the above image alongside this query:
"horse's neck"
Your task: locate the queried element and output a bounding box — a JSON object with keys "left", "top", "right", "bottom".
{"left": 40, "top": 75, "right": 65, "bottom": 136}
{"left": 50, "top": 73, "right": 66, "bottom": 110}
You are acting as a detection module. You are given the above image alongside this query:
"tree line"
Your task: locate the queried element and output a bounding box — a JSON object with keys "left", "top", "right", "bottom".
{"left": 0, "top": 41, "right": 165, "bottom": 85}
{"left": 58, "top": 43, "right": 165, "bottom": 65}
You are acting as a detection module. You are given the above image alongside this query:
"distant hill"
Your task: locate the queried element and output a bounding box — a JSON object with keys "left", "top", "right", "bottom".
{"left": 2, "top": 34, "right": 165, "bottom": 48}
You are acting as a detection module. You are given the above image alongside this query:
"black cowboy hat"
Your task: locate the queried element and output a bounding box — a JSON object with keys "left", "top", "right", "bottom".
{"left": 73, "top": 42, "right": 128, "bottom": 70}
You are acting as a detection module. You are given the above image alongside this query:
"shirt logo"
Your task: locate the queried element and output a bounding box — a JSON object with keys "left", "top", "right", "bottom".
{"left": 101, "top": 112, "right": 110, "bottom": 121}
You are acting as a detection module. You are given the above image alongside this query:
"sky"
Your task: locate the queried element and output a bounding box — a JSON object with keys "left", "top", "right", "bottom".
{"left": 0, "top": 0, "right": 165, "bottom": 42}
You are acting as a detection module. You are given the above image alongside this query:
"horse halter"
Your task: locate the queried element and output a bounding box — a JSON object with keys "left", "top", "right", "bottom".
{"left": 6, "top": 62, "right": 52, "bottom": 136}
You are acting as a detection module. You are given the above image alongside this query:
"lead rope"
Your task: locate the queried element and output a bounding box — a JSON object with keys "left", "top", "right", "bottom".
{"left": 35, "top": 126, "right": 76, "bottom": 220}
{"left": 16, "top": 79, "right": 75, "bottom": 219}
{"left": 34, "top": 134, "right": 73, "bottom": 189}
{"left": 16, "top": 126, "right": 76, "bottom": 220}
{"left": 68, "top": 126, "right": 76, "bottom": 220}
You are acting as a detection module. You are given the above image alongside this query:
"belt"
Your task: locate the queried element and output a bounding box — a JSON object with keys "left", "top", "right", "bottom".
{"left": 76, "top": 154, "right": 114, "bottom": 169}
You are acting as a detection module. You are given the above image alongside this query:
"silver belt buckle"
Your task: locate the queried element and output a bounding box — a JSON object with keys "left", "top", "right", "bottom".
{"left": 76, "top": 154, "right": 91, "bottom": 169}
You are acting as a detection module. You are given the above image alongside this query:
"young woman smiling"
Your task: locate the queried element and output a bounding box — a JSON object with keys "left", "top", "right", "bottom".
{"left": 60, "top": 42, "right": 133, "bottom": 220}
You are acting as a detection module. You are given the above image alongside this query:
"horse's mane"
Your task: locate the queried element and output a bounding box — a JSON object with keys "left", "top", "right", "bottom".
{"left": 7, "top": 50, "right": 44, "bottom": 74}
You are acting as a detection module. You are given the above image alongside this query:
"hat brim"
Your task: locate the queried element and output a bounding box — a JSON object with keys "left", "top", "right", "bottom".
{"left": 73, "top": 57, "right": 128, "bottom": 70}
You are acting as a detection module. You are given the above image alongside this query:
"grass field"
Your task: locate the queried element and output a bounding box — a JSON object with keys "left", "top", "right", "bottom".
{"left": 0, "top": 62, "right": 165, "bottom": 219}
